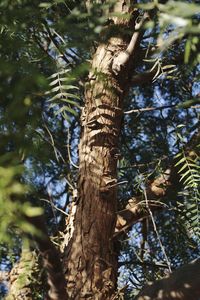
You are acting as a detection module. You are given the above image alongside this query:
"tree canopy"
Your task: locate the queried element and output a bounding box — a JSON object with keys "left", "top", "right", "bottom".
{"left": 0, "top": 0, "right": 200, "bottom": 299}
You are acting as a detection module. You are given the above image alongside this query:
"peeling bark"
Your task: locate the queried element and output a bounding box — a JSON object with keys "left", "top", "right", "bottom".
{"left": 64, "top": 42, "right": 126, "bottom": 300}
{"left": 63, "top": 2, "right": 141, "bottom": 299}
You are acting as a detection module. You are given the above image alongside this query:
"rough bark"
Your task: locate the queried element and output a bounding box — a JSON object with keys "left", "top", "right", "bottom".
{"left": 4, "top": 2, "right": 200, "bottom": 300}
{"left": 6, "top": 247, "right": 40, "bottom": 300}
{"left": 63, "top": 39, "right": 127, "bottom": 300}
{"left": 6, "top": 215, "right": 67, "bottom": 300}
{"left": 6, "top": 214, "right": 67, "bottom": 300}
{"left": 135, "top": 258, "right": 200, "bottom": 300}
{"left": 63, "top": 2, "right": 141, "bottom": 299}
{"left": 29, "top": 216, "right": 67, "bottom": 300}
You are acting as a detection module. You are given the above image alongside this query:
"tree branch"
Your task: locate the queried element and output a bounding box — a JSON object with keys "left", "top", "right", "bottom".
{"left": 6, "top": 247, "right": 40, "bottom": 300}
{"left": 124, "top": 104, "right": 200, "bottom": 114}
{"left": 115, "top": 169, "right": 172, "bottom": 235}
{"left": 124, "top": 104, "right": 176, "bottom": 114}
{"left": 112, "top": 13, "right": 149, "bottom": 75}
{"left": 43, "top": 21, "right": 71, "bottom": 65}
{"left": 28, "top": 216, "right": 67, "bottom": 300}
{"left": 115, "top": 128, "right": 200, "bottom": 233}
{"left": 135, "top": 258, "right": 200, "bottom": 300}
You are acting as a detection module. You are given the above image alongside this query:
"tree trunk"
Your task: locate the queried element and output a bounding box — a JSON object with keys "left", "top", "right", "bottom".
{"left": 63, "top": 2, "right": 138, "bottom": 299}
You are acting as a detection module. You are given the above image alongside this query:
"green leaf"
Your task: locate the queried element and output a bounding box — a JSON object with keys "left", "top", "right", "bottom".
{"left": 185, "top": 38, "right": 192, "bottom": 64}
{"left": 23, "top": 206, "right": 43, "bottom": 217}
{"left": 178, "top": 163, "right": 188, "bottom": 173}
{"left": 39, "top": 2, "right": 52, "bottom": 9}
{"left": 175, "top": 156, "right": 186, "bottom": 166}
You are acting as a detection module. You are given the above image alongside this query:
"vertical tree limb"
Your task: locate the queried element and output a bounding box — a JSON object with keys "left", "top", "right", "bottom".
{"left": 29, "top": 216, "right": 67, "bottom": 300}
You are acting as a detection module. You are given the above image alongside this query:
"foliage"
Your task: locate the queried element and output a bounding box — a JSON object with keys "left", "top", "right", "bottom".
{"left": 47, "top": 68, "right": 80, "bottom": 122}
{"left": 140, "top": 0, "right": 200, "bottom": 64}
{"left": 175, "top": 126, "right": 200, "bottom": 238}
{"left": 0, "top": 163, "right": 43, "bottom": 245}
{"left": 0, "top": 0, "right": 199, "bottom": 299}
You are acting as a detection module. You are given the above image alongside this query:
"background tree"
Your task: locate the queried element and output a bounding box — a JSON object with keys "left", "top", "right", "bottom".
{"left": 0, "top": 0, "right": 199, "bottom": 299}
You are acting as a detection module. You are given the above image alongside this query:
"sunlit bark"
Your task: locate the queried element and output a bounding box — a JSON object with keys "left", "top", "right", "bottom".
{"left": 63, "top": 1, "right": 142, "bottom": 299}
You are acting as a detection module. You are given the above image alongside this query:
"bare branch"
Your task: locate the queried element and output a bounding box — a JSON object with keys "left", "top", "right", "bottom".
{"left": 112, "top": 13, "right": 149, "bottom": 75}
{"left": 124, "top": 104, "right": 200, "bottom": 114}
{"left": 118, "top": 260, "right": 169, "bottom": 269}
{"left": 115, "top": 169, "right": 172, "bottom": 234}
{"left": 124, "top": 104, "right": 176, "bottom": 114}
{"left": 115, "top": 128, "right": 200, "bottom": 233}
{"left": 43, "top": 21, "right": 71, "bottom": 65}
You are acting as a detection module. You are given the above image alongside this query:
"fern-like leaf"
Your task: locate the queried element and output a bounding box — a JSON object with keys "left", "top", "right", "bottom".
{"left": 175, "top": 150, "right": 200, "bottom": 238}
{"left": 46, "top": 68, "right": 80, "bottom": 122}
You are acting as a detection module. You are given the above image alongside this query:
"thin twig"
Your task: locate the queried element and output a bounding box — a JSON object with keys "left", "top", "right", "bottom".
{"left": 40, "top": 198, "right": 69, "bottom": 216}
{"left": 124, "top": 104, "right": 200, "bottom": 114}
{"left": 64, "top": 176, "right": 76, "bottom": 191}
{"left": 44, "top": 124, "right": 60, "bottom": 162}
{"left": 119, "top": 260, "right": 169, "bottom": 269}
{"left": 43, "top": 21, "right": 71, "bottom": 65}
{"left": 143, "top": 189, "right": 172, "bottom": 273}
{"left": 67, "top": 128, "right": 79, "bottom": 169}
{"left": 46, "top": 188, "right": 59, "bottom": 229}
{"left": 117, "top": 156, "right": 168, "bottom": 169}
{"left": 35, "top": 125, "right": 66, "bottom": 164}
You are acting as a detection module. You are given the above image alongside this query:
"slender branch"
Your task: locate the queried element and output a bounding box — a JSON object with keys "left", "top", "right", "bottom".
{"left": 124, "top": 104, "right": 176, "bottom": 114}
{"left": 40, "top": 198, "right": 69, "bottom": 216}
{"left": 118, "top": 260, "right": 169, "bottom": 269}
{"left": 67, "top": 128, "right": 79, "bottom": 169}
{"left": 115, "top": 168, "right": 173, "bottom": 234}
{"left": 118, "top": 155, "right": 168, "bottom": 170}
{"left": 46, "top": 28, "right": 79, "bottom": 64}
{"left": 43, "top": 21, "right": 71, "bottom": 65}
{"left": 32, "top": 31, "right": 55, "bottom": 62}
{"left": 124, "top": 104, "right": 200, "bottom": 114}
{"left": 143, "top": 189, "right": 172, "bottom": 273}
